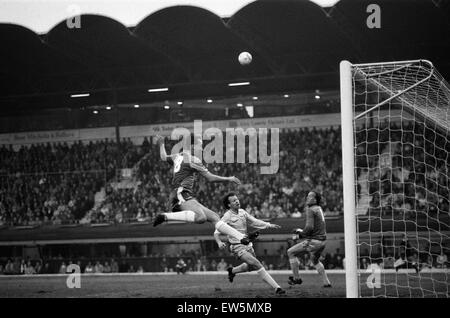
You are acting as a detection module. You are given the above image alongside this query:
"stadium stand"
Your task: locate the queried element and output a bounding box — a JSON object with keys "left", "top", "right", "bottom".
{"left": 355, "top": 121, "right": 450, "bottom": 218}
{"left": 1, "top": 123, "right": 448, "bottom": 228}
{"left": 0, "top": 127, "right": 344, "bottom": 227}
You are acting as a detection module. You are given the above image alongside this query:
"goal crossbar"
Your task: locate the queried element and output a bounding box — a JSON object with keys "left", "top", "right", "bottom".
{"left": 352, "top": 60, "right": 450, "bottom": 135}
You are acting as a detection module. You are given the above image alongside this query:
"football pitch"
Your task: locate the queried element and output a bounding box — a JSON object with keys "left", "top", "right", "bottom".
{"left": 0, "top": 270, "right": 448, "bottom": 298}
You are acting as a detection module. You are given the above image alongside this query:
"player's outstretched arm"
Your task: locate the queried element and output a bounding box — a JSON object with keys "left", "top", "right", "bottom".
{"left": 155, "top": 135, "right": 168, "bottom": 161}
{"left": 213, "top": 230, "right": 227, "bottom": 250}
{"left": 245, "top": 211, "right": 280, "bottom": 230}
{"left": 202, "top": 171, "right": 241, "bottom": 185}
{"left": 189, "top": 156, "right": 240, "bottom": 185}
{"left": 155, "top": 135, "right": 177, "bottom": 162}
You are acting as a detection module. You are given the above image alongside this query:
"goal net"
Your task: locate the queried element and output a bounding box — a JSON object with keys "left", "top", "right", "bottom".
{"left": 340, "top": 60, "right": 450, "bottom": 298}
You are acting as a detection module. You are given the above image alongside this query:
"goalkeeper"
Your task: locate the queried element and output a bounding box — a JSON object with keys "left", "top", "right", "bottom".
{"left": 287, "top": 191, "right": 331, "bottom": 287}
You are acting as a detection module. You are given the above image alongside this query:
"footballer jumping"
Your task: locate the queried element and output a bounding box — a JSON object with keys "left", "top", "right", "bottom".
{"left": 152, "top": 134, "right": 255, "bottom": 245}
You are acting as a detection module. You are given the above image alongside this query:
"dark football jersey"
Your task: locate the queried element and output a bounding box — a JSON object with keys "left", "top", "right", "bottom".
{"left": 303, "top": 205, "right": 327, "bottom": 240}
{"left": 169, "top": 152, "right": 209, "bottom": 193}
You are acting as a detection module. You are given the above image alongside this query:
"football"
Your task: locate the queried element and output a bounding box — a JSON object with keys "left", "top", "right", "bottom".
{"left": 238, "top": 51, "right": 252, "bottom": 65}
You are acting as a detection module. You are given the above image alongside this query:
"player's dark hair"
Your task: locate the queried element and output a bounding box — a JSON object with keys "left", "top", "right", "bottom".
{"left": 223, "top": 192, "right": 236, "bottom": 209}
{"left": 308, "top": 191, "right": 322, "bottom": 206}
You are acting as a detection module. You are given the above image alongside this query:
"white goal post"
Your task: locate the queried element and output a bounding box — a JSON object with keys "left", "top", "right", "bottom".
{"left": 340, "top": 60, "right": 450, "bottom": 298}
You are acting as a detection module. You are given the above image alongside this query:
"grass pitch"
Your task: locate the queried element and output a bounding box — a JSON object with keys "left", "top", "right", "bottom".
{"left": 0, "top": 270, "right": 448, "bottom": 298}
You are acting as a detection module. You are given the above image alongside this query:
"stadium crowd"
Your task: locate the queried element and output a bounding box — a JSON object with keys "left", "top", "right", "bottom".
{"left": 86, "top": 127, "right": 344, "bottom": 224}
{"left": 355, "top": 121, "right": 450, "bottom": 218}
{"left": 0, "top": 139, "right": 142, "bottom": 226}
{"left": 2, "top": 247, "right": 448, "bottom": 275}
{"left": 1, "top": 122, "right": 448, "bottom": 227}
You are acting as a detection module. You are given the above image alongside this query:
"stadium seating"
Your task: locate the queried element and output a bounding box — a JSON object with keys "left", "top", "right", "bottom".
{"left": 1, "top": 124, "right": 448, "bottom": 227}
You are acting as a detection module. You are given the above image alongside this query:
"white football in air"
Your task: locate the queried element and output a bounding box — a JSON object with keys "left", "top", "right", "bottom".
{"left": 238, "top": 52, "right": 252, "bottom": 65}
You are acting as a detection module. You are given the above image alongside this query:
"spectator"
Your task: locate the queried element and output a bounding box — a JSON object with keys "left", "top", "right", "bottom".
{"left": 66, "top": 261, "right": 74, "bottom": 273}
{"left": 34, "top": 261, "right": 42, "bottom": 274}
{"left": 103, "top": 261, "right": 111, "bottom": 273}
{"left": 383, "top": 254, "right": 395, "bottom": 269}
{"left": 436, "top": 251, "right": 448, "bottom": 268}
{"left": 175, "top": 258, "right": 187, "bottom": 274}
{"left": 185, "top": 258, "right": 194, "bottom": 272}
{"left": 210, "top": 259, "right": 217, "bottom": 271}
{"left": 4, "top": 259, "right": 14, "bottom": 275}
{"left": 76, "top": 261, "right": 82, "bottom": 273}
{"left": 84, "top": 262, "right": 94, "bottom": 273}
{"left": 20, "top": 259, "right": 26, "bottom": 274}
{"left": 360, "top": 258, "right": 368, "bottom": 270}
{"left": 119, "top": 260, "right": 128, "bottom": 273}
{"left": 12, "top": 258, "right": 20, "bottom": 274}
{"left": 24, "top": 261, "right": 36, "bottom": 275}
{"left": 216, "top": 258, "right": 228, "bottom": 271}
{"left": 195, "top": 259, "right": 206, "bottom": 272}
{"left": 59, "top": 262, "right": 67, "bottom": 274}
{"left": 128, "top": 265, "right": 136, "bottom": 273}
{"left": 41, "top": 263, "right": 51, "bottom": 274}
{"left": 160, "top": 257, "right": 168, "bottom": 272}
{"left": 110, "top": 259, "right": 119, "bottom": 273}
{"left": 291, "top": 208, "right": 302, "bottom": 218}
{"left": 423, "top": 255, "right": 434, "bottom": 269}
{"left": 137, "top": 266, "right": 144, "bottom": 273}
{"left": 94, "top": 261, "right": 104, "bottom": 273}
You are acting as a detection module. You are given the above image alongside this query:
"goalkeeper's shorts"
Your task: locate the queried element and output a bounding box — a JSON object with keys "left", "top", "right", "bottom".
{"left": 230, "top": 243, "right": 255, "bottom": 259}
{"left": 291, "top": 239, "right": 326, "bottom": 262}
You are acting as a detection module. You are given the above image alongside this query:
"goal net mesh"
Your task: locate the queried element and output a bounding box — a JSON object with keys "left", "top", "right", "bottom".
{"left": 351, "top": 60, "right": 449, "bottom": 297}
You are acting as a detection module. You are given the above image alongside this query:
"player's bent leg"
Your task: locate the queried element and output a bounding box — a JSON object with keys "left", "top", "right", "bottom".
{"left": 165, "top": 210, "right": 197, "bottom": 222}
{"left": 256, "top": 267, "right": 285, "bottom": 295}
{"left": 153, "top": 199, "right": 207, "bottom": 227}
{"left": 227, "top": 263, "right": 248, "bottom": 283}
{"left": 153, "top": 209, "right": 202, "bottom": 227}
{"left": 199, "top": 206, "right": 220, "bottom": 223}
{"left": 241, "top": 252, "right": 285, "bottom": 294}
{"left": 315, "top": 261, "right": 331, "bottom": 287}
{"left": 239, "top": 251, "right": 263, "bottom": 271}
{"left": 201, "top": 206, "right": 250, "bottom": 244}
{"left": 231, "top": 263, "right": 250, "bottom": 275}
{"left": 179, "top": 200, "right": 210, "bottom": 223}
{"left": 310, "top": 241, "right": 331, "bottom": 287}
{"left": 287, "top": 242, "right": 307, "bottom": 285}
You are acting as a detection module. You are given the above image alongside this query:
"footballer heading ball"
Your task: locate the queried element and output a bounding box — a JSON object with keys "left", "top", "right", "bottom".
{"left": 238, "top": 51, "right": 252, "bottom": 65}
